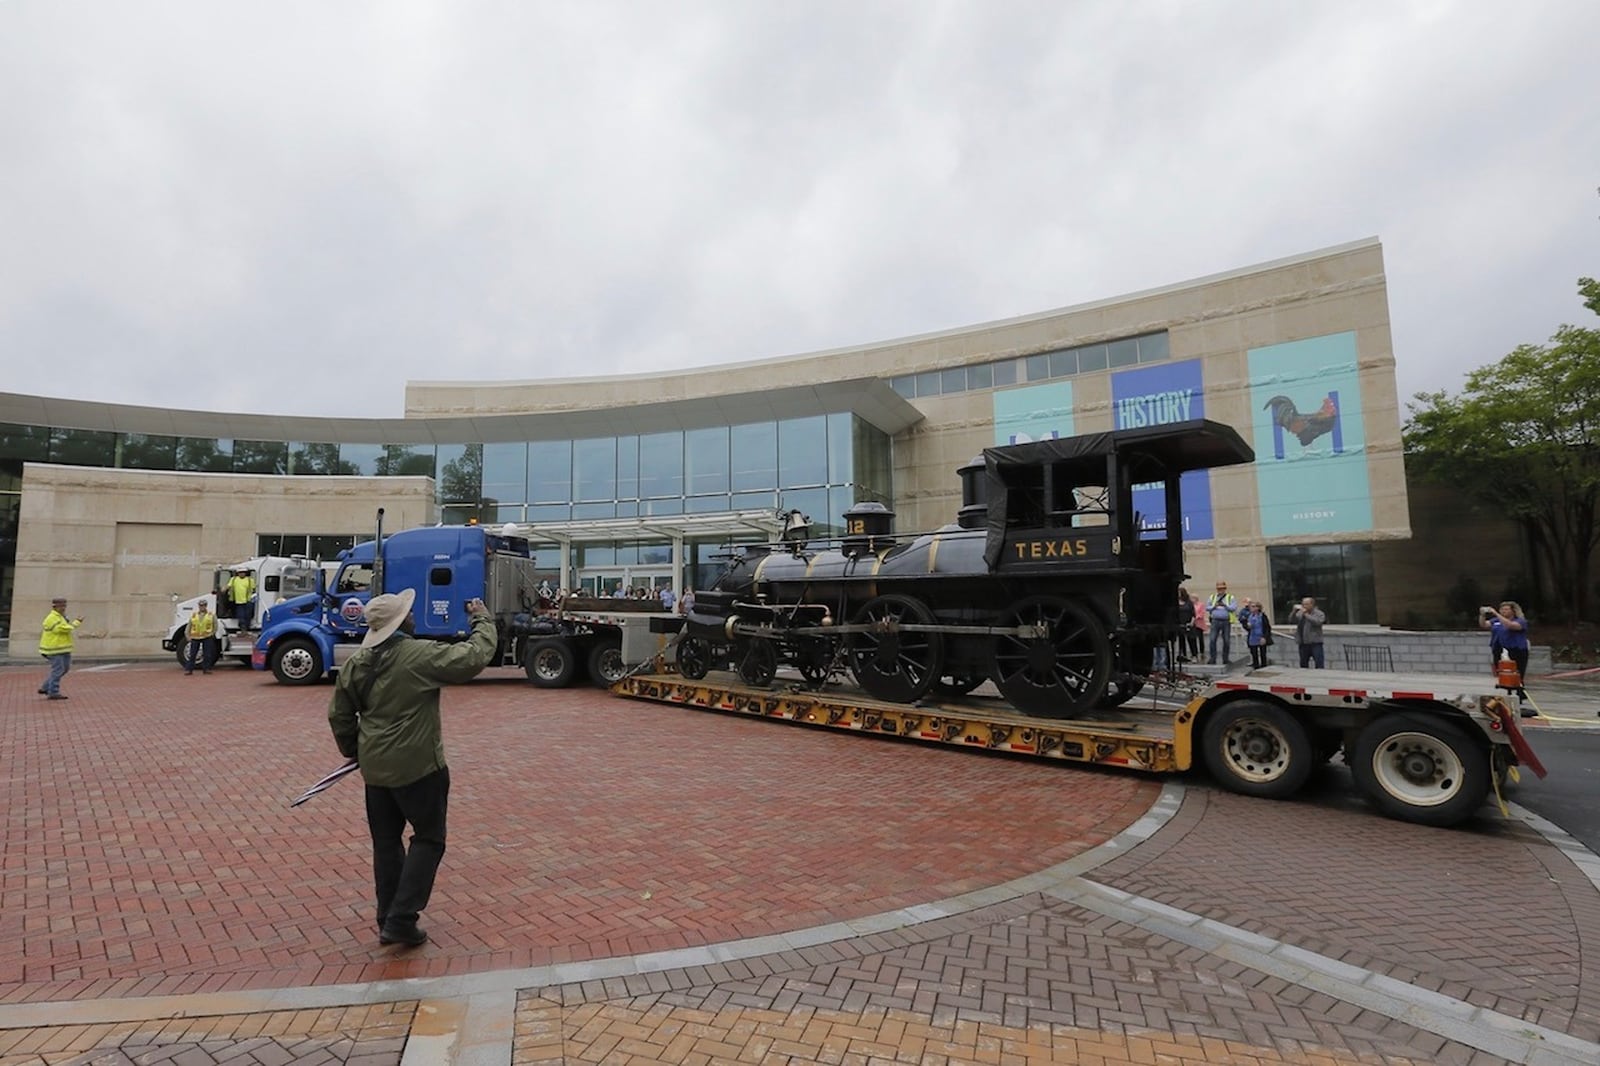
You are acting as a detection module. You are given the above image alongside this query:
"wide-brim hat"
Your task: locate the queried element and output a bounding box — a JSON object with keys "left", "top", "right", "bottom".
{"left": 360, "top": 587, "right": 416, "bottom": 648}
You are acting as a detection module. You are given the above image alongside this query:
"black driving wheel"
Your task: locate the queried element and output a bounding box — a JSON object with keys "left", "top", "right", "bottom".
{"left": 847, "top": 594, "right": 943, "bottom": 704}
{"left": 795, "top": 637, "right": 836, "bottom": 686}
{"left": 991, "top": 595, "right": 1111, "bottom": 717}
{"left": 735, "top": 638, "right": 778, "bottom": 687}
{"left": 677, "top": 636, "right": 713, "bottom": 680}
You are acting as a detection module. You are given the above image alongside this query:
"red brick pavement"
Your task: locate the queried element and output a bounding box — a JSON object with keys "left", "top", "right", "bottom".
{"left": 515, "top": 897, "right": 1453, "bottom": 1063}
{"left": 0, "top": 662, "right": 1156, "bottom": 1004}
{"left": 1091, "top": 772, "right": 1600, "bottom": 1045}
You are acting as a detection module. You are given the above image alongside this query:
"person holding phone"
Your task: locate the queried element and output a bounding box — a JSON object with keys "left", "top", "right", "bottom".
{"left": 1480, "top": 601, "right": 1531, "bottom": 706}
{"left": 327, "top": 591, "right": 497, "bottom": 948}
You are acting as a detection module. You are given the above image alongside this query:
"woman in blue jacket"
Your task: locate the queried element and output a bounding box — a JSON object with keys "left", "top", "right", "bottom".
{"left": 1480, "top": 601, "right": 1531, "bottom": 706}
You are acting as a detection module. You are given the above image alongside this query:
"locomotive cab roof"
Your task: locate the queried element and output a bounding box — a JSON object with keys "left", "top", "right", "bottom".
{"left": 982, "top": 418, "right": 1254, "bottom": 476}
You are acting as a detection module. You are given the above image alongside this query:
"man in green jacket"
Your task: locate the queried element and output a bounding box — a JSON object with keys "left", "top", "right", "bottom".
{"left": 328, "top": 587, "right": 498, "bottom": 947}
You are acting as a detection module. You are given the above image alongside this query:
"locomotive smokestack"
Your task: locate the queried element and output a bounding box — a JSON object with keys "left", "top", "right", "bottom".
{"left": 957, "top": 455, "right": 988, "bottom": 530}
{"left": 841, "top": 502, "right": 895, "bottom": 559}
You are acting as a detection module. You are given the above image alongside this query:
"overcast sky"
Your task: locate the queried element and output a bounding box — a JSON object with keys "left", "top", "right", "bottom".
{"left": 2, "top": 1, "right": 1596, "bottom": 422}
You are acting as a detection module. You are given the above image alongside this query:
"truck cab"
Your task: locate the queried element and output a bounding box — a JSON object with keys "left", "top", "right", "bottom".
{"left": 252, "top": 524, "right": 539, "bottom": 684}
{"left": 162, "top": 555, "right": 328, "bottom": 666}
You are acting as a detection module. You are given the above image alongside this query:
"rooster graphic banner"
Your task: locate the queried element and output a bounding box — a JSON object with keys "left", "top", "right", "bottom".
{"left": 1247, "top": 331, "right": 1373, "bottom": 537}
{"left": 1111, "top": 359, "right": 1214, "bottom": 539}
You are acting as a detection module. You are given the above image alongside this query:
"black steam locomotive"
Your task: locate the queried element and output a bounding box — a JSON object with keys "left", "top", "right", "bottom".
{"left": 679, "top": 418, "right": 1255, "bottom": 718}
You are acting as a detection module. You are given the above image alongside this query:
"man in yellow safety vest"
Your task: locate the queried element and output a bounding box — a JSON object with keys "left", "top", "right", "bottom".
{"left": 228, "top": 567, "right": 256, "bottom": 630}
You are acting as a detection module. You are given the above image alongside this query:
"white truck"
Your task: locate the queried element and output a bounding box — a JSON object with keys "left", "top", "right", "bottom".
{"left": 163, "top": 556, "right": 331, "bottom": 667}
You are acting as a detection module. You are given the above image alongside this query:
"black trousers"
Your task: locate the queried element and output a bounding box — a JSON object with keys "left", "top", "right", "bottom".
{"left": 365, "top": 766, "right": 449, "bottom": 928}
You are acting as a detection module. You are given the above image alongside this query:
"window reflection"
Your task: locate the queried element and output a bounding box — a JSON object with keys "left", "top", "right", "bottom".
{"left": 778, "top": 416, "right": 827, "bottom": 487}
{"left": 118, "top": 433, "right": 176, "bottom": 470}
{"left": 234, "top": 440, "right": 288, "bottom": 474}
{"left": 684, "top": 427, "right": 729, "bottom": 496}
{"left": 50, "top": 428, "right": 116, "bottom": 466}
{"left": 483, "top": 442, "right": 527, "bottom": 505}
{"left": 529, "top": 440, "right": 572, "bottom": 503}
{"left": 639, "top": 431, "right": 682, "bottom": 498}
{"left": 730, "top": 422, "right": 776, "bottom": 491}
{"left": 177, "top": 437, "right": 233, "bottom": 472}
{"left": 573, "top": 437, "right": 616, "bottom": 501}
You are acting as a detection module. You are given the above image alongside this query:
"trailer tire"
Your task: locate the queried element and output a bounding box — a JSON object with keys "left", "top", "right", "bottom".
{"left": 1201, "top": 700, "right": 1314, "bottom": 799}
{"left": 271, "top": 638, "right": 323, "bottom": 685}
{"left": 525, "top": 637, "right": 577, "bottom": 688}
{"left": 588, "top": 639, "right": 627, "bottom": 687}
{"left": 1350, "top": 712, "right": 1490, "bottom": 827}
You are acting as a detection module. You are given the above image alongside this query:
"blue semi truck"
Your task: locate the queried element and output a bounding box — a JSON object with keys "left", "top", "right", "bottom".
{"left": 252, "top": 513, "right": 680, "bottom": 686}
{"left": 252, "top": 517, "right": 543, "bottom": 685}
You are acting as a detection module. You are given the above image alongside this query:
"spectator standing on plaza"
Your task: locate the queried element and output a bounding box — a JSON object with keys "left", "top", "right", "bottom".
{"left": 227, "top": 567, "right": 256, "bottom": 630}
{"left": 1245, "top": 601, "right": 1271, "bottom": 669}
{"left": 659, "top": 586, "right": 676, "bottom": 612}
{"left": 184, "top": 600, "right": 218, "bottom": 675}
{"left": 1175, "top": 588, "right": 1196, "bottom": 663}
{"left": 1480, "top": 601, "right": 1531, "bottom": 706}
{"left": 678, "top": 587, "right": 695, "bottom": 616}
{"left": 327, "top": 589, "right": 498, "bottom": 948}
{"left": 1190, "top": 592, "right": 1208, "bottom": 661}
{"left": 1206, "top": 581, "right": 1239, "bottom": 665}
{"left": 38, "top": 596, "right": 82, "bottom": 700}
{"left": 1290, "top": 597, "right": 1327, "bottom": 669}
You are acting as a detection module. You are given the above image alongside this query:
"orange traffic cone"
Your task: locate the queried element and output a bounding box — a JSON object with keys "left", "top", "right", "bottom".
{"left": 1495, "top": 649, "right": 1522, "bottom": 691}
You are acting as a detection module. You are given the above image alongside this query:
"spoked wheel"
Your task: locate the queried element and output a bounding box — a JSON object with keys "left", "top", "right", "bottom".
{"left": 990, "top": 596, "right": 1111, "bottom": 717}
{"left": 795, "top": 637, "right": 837, "bottom": 686}
{"left": 735, "top": 639, "right": 778, "bottom": 687}
{"left": 1350, "top": 712, "right": 1490, "bottom": 827}
{"left": 847, "top": 594, "right": 944, "bottom": 704}
{"left": 677, "top": 636, "right": 713, "bottom": 681}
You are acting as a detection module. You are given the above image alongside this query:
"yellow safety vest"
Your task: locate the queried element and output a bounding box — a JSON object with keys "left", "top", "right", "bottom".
{"left": 229, "top": 575, "right": 255, "bottom": 603}
{"left": 40, "top": 609, "right": 80, "bottom": 655}
{"left": 187, "top": 611, "right": 217, "bottom": 640}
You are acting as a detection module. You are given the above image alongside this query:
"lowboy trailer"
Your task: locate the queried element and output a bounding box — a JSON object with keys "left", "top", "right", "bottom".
{"left": 612, "top": 664, "right": 1546, "bottom": 828}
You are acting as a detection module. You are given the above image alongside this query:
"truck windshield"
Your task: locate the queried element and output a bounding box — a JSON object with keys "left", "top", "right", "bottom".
{"left": 280, "top": 566, "right": 319, "bottom": 597}
{"left": 335, "top": 565, "right": 374, "bottom": 594}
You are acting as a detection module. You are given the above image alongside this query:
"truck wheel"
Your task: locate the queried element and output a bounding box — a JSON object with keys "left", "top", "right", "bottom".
{"left": 525, "top": 637, "right": 577, "bottom": 688}
{"left": 270, "top": 638, "right": 323, "bottom": 685}
{"left": 588, "top": 639, "right": 627, "bottom": 686}
{"left": 1350, "top": 712, "right": 1490, "bottom": 827}
{"left": 678, "top": 637, "right": 712, "bottom": 680}
{"left": 1201, "top": 700, "right": 1313, "bottom": 799}
{"left": 173, "top": 631, "right": 190, "bottom": 667}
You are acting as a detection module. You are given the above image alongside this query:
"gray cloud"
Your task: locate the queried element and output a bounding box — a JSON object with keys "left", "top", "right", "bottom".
{"left": 2, "top": 0, "right": 1596, "bottom": 420}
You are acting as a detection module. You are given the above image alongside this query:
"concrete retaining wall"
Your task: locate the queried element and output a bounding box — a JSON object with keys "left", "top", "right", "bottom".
{"left": 1283, "top": 626, "right": 1552, "bottom": 677}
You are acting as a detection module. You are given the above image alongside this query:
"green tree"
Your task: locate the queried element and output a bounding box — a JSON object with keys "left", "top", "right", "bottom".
{"left": 1406, "top": 306, "right": 1600, "bottom": 621}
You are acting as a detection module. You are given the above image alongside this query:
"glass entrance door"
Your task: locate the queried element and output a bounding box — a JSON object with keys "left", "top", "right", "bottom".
{"left": 577, "top": 567, "right": 673, "bottom": 599}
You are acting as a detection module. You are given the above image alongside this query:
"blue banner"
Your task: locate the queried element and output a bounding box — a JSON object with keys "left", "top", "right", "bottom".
{"left": 1111, "top": 360, "right": 1213, "bottom": 540}
{"left": 1247, "top": 332, "right": 1372, "bottom": 537}
{"left": 993, "top": 381, "right": 1075, "bottom": 445}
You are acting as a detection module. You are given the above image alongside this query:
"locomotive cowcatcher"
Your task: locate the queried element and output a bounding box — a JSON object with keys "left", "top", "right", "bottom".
{"left": 678, "top": 418, "right": 1255, "bottom": 718}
